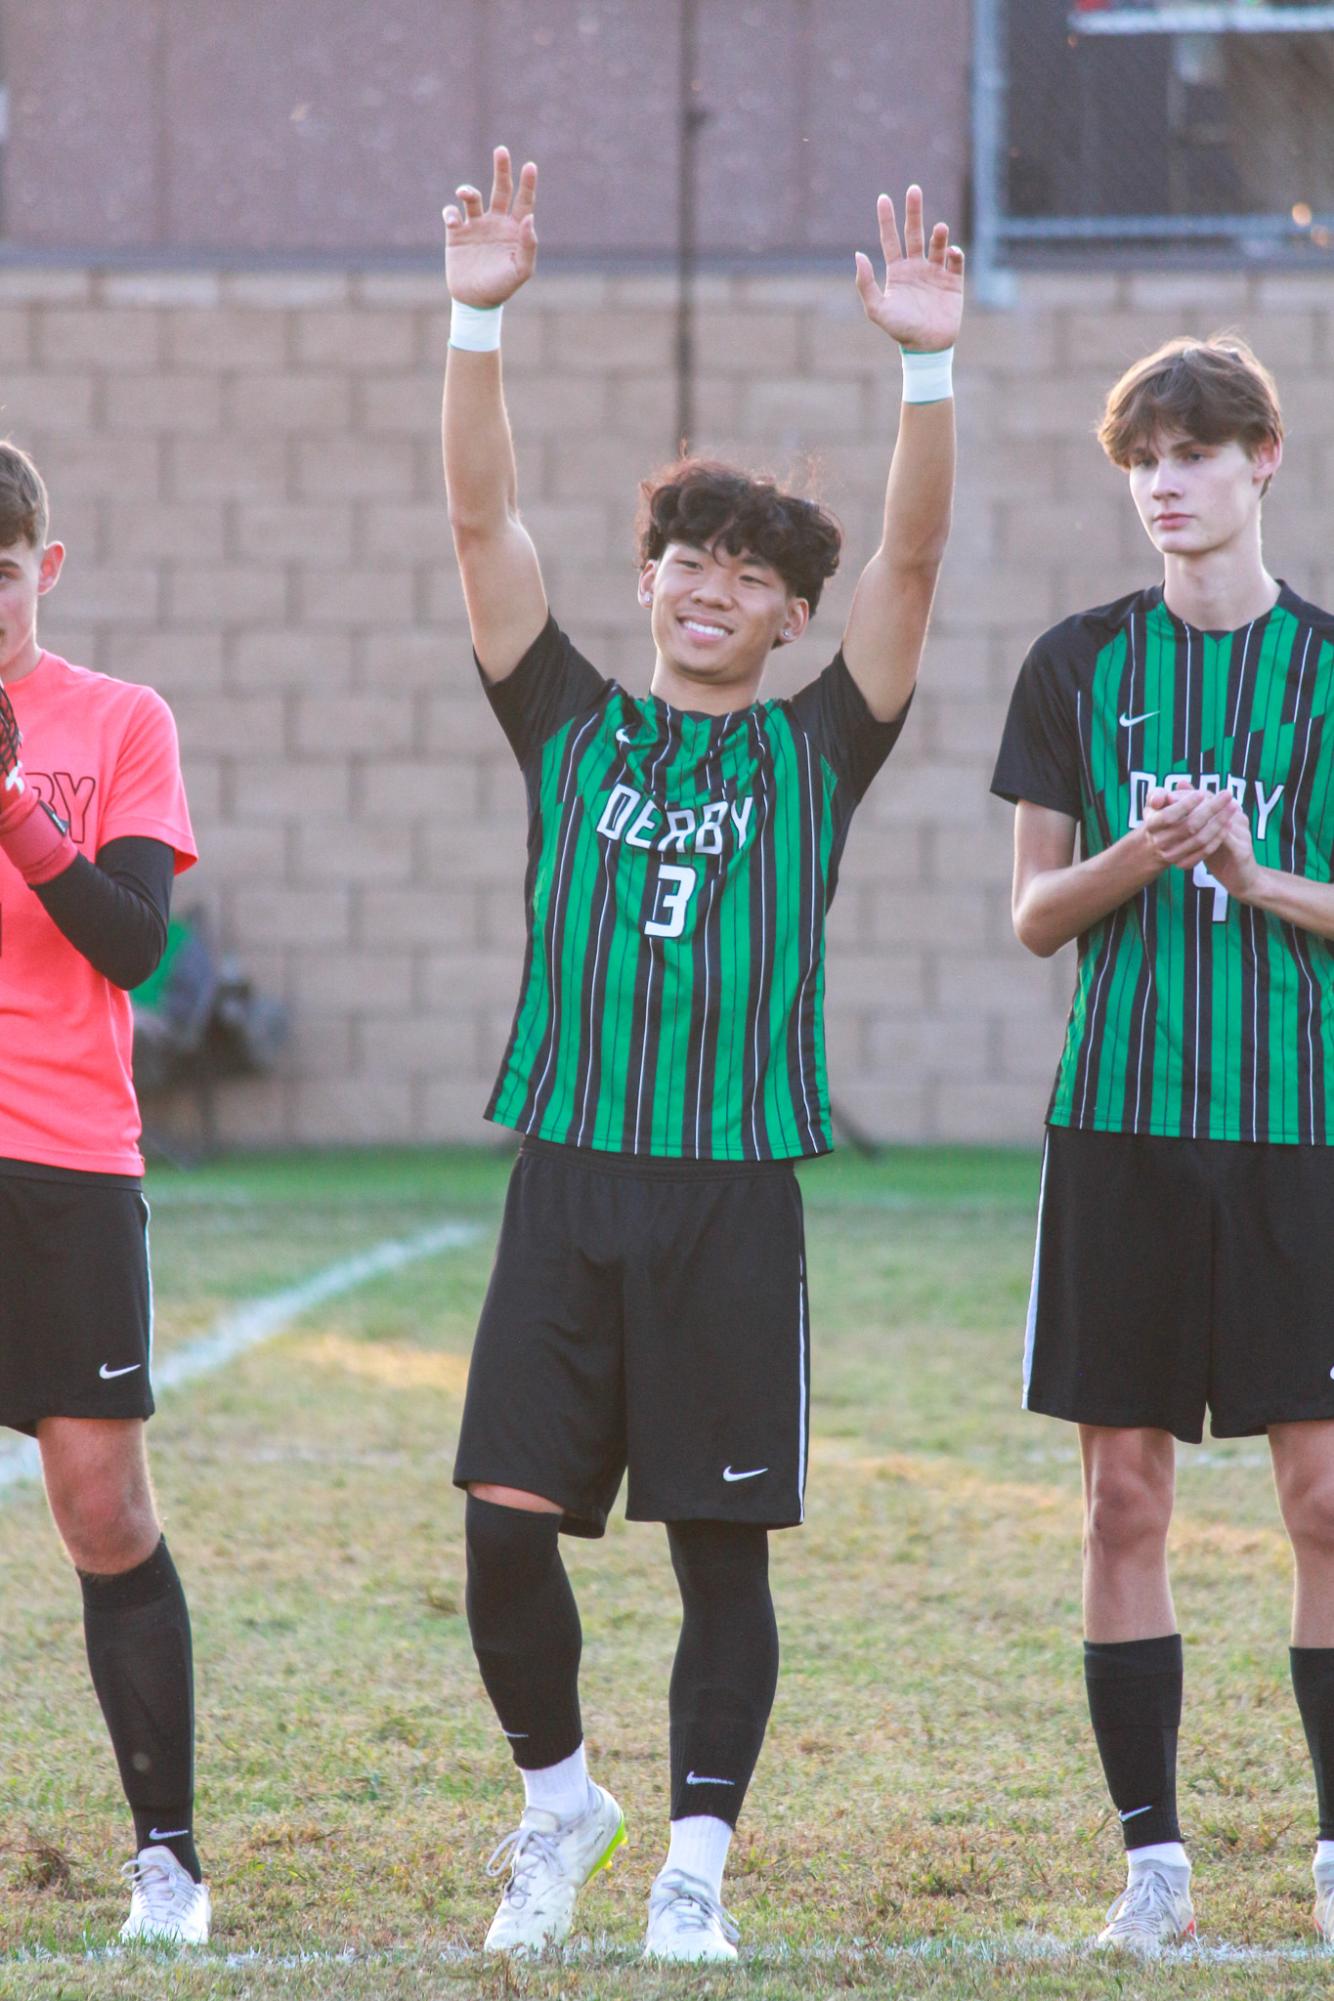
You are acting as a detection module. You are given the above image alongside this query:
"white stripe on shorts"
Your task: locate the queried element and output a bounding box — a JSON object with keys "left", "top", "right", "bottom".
{"left": 1021, "top": 1136, "right": 1050, "bottom": 1409}
{"left": 796, "top": 1253, "right": 808, "bottom": 1522}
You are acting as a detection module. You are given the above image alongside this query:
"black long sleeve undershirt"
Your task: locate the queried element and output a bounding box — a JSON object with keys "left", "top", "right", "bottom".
{"left": 31, "top": 835, "right": 175, "bottom": 990}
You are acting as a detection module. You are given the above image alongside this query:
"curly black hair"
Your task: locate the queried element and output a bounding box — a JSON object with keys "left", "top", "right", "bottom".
{"left": 637, "top": 460, "right": 842, "bottom": 614}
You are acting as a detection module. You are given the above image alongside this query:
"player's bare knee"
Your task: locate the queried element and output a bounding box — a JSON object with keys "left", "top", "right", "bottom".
{"left": 52, "top": 1477, "right": 158, "bottom": 1572}
{"left": 1083, "top": 1469, "right": 1172, "bottom": 1562}
{"left": 1278, "top": 1475, "right": 1334, "bottom": 1560}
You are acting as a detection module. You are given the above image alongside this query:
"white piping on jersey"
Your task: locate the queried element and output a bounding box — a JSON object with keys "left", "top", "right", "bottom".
{"left": 1191, "top": 841, "right": 1203, "bottom": 1138}
{"left": 792, "top": 726, "right": 820, "bottom": 1151}
{"left": 1240, "top": 639, "right": 1260, "bottom": 1140}
{"left": 526, "top": 709, "right": 603, "bottom": 1135}
{"left": 1021, "top": 1136, "right": 1050, "bottom": 1407}
{"left": 692, "top": 715, "right": 732, "bottom": 1155}
{"left": 749, "top": 713, "right": 772, "bottom": 1156}
{"left": 1129, "top": 615, "right": 1153, "bottom": 1132}
{"left": 1073, "top": 688, "right": 1116, "bottom": 1129}
{"left": 575, "top": 752, "right": 621, "bottom": 1149}
{"left": 632, "top": 708, "right": 676, "bottom": 1153}
{"left": 575, "top": 697, "right": 644, "bottom": 1145}
{"left": 1228, "top": 617, "right": 1256, "bottom": 742}
{"left": 1288, "top": 629, "right": 1319, "bottom": 1141}
{"left": 1186, "top": 629, "right": 1202, "bottom": 1140}
{"left": 693, "top": 871, "right": 720, "bottom": 1156}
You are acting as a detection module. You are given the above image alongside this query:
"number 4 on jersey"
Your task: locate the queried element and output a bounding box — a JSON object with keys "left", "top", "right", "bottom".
{"left": 1193, "top": 859, "right": 1229, "bottom": 922}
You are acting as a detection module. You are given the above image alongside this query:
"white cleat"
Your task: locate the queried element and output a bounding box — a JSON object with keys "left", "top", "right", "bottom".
{"left": 1313, "top": 1864, "right": 1334, "bottom": 1942}
{"left": 120, "top": 1845, "right": 211, "bottom": 1945}
{"left": 1094, "top": 1864, "right": 1194, "bottom": 1956}
{"left": 483, "top": 1782, "right": 625, "bottom": 1956}
{"left": 644, "top": 1867, "right": 740, "bottom": 1963}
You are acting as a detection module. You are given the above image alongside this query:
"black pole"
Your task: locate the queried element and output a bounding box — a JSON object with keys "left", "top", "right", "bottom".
{"left": 675, "top": 0, "right": 704, "bottom": 455}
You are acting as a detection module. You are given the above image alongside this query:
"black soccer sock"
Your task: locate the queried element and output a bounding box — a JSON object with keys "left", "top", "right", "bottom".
{"left": 465, "top": 1496, "right": 583, "bottom": 1771}
{"left": 667, "top": 1520, "right": 779, "bottom": 1830}
{"left": 1084, "top": 1634, "right": 1183, "bottom": 1852}
{"left": 1291, "top": 1647, "right": 1334, "bottom": 1840}
{"left": 80, "top": 1536, "right": 200, "bottom": 1882}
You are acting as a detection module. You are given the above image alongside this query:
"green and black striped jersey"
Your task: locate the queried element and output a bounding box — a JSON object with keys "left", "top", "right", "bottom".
{"left": 993, "top": 582, "right": 1334, "bottom": 1144}
{"left": 482, "top": 615, "right": 905, "bottom": 1160}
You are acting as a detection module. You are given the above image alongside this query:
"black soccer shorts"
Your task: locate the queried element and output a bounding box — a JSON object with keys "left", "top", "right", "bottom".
{"left": 0, "top": 1169, "right": 155, "bottom": 1435}
{"left": 453, "top": 1139, "right": 811, "bottom": 1536}
{"left": 1024, "top": 1126, "right": 1334, "bottom": 1441}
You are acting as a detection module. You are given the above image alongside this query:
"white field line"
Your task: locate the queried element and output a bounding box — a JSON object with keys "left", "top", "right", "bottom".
{"left": 5, "top": 1935, "right": 1333, "bottom": 1970}
{"left": 0, "top": 1220, "right": 480, "bottom": 1497}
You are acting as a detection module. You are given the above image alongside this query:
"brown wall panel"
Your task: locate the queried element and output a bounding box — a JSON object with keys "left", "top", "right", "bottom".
{"left": 3, "top": 0, "right": 968, "bottom": 260}
{"left": 7, "top": 1, "right": 164, "bottom": 247}
{"left": 162, "top": 1, "right": 484, "bottom": 254}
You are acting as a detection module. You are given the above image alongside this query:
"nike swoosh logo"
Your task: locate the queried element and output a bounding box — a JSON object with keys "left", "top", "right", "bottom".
{"left": 616, "top": 727, "right": 634, "bottom": 745}
{"left": 99, "top": 1362, "right": 142, "bottom": 1379}
{"left": 1118, "top": 1804, "right": 1154, "bottom": 1822}
{"left": 722, "top": 1465, "right": 768, "bottom": 1482}
{"left": 149, "top": 1827, "right": 190, "bottom": 1841}
{"left": 685, "top": 1772, "right": 735, "bottom": 1786}
{"left": 501, "top": 1730, "right": 529, "bottom": 1740}
{"left": 1119, "top": 710, "right": 1158, "bottom": 729}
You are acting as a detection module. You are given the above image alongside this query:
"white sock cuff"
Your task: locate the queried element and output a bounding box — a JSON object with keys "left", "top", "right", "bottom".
{"left": 664, "top": 1815, "right": 732, "bottom": 1900}
{"left": 1127, "top": 1840, "right": 1190, "bottom": 1874}
{"left": 520, "top": 1743, "right": 589, "bottom": 1821}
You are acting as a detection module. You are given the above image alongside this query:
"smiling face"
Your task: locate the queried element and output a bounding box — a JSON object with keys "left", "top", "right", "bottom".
{"left": 640, "top": 539, "right": 808, "bottom": 710}
{"left": 1126, "top": 429, "right": 1281, "bottom": 563}
{"left": 0, "top": 536, "right": 63, "bottom": 683}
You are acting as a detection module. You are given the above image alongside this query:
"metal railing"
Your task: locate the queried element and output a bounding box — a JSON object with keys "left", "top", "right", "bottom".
{"left": 973, "top": 0, "right": 1334, "bottom": 290}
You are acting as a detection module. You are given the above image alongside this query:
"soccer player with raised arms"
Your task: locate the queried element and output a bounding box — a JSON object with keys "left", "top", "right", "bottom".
{"left": 442, "top": 147, "right": 963, "bottom": 1959}
{"left": 993, "top": 336, "right": 1334, "bottom": 1952}
{"left": 0, "top": 443, "right": 208, "bottom": 1943}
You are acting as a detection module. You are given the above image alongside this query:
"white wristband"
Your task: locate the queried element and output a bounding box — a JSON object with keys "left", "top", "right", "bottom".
{"left": 900, "top": 345, "right": 954, "bottom": 405}
{"left": 449, "top": 300, "right": 503, "bottom": 353}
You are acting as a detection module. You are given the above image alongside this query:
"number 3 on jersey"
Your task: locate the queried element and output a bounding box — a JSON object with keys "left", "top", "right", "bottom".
{"left": 645, "top": 863, "right": 697, "bottom": 939}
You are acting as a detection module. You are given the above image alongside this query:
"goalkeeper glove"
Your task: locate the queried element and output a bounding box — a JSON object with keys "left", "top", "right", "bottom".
{"left": 0, "top": 680, "right": 76, "bottom": 884}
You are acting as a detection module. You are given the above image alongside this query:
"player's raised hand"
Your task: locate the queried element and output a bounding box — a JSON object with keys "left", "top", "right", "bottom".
{"left": 444, "top": 146, "right": 538, "bottom": 308}
{"left": 855, "top": 186, "right": 964, "bottom": 353}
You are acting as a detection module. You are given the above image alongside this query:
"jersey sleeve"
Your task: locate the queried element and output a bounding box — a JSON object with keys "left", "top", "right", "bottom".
{"left": 786, "top": 652, "right": 911, "bottom": 802}
{"left": 991, "top": 634, "right": 1082, "bottom": 817}
{"left": 99, "top": 687, "right": 198, "bottom": 873}
{"left": 480, "top": 614, "right": 609, "bottom": 767}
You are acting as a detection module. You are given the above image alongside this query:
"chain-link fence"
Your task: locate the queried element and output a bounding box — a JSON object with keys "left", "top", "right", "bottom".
{"left": 974, "top": 0, "right": 1334, "bottom": 279}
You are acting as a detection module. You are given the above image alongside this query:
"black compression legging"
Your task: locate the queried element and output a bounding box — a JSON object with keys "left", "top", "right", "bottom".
{"left": 465, "top": 1496, "right": 584, "bottom": 1770}
{"left": 667, "top": 1519, "right": 779, "bottom": 1828}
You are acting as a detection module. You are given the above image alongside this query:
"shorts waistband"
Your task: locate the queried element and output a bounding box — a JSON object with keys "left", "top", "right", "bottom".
{"left": 518, "top": 1136, "right": 796, "bottom": 1181}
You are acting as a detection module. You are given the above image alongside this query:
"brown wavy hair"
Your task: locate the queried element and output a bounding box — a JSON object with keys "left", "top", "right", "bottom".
{"left": 637, "top": 460, "right": 842, "bottom": 613}
{"left": 1098, "top": 335, "right": 1283, "bottom": 474}
{"left": 0, "top": 441, "right": 49, "bottom": 549}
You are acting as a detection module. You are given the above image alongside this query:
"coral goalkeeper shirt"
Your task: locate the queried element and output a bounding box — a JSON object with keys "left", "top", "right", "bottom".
{"left": 0, "top": 652, "right": 196, "bottom": 1175}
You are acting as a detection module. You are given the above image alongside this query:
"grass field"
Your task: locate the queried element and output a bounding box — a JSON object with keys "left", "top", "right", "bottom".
{"left": 0, "top": 1143, "right": 1329, "bottom": 1999}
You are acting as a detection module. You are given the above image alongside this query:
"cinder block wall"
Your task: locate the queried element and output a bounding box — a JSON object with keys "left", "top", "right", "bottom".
{"left": 4, "top": 263, "right": 1330, "bottom": 1148}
